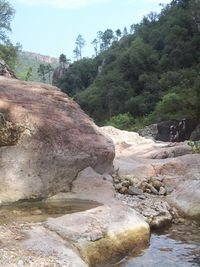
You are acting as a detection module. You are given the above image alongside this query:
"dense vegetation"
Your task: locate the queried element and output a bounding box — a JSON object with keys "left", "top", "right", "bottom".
{"left": 0, "top": 0, "right": 20, "bottom": 69}
{"left": 55, "top": 0, "right": 200, "bottom": 130}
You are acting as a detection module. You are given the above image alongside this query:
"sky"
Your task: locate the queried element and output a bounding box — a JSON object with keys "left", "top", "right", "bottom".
{"left": 9, "top": 0, "right": 171, "bottom": 61}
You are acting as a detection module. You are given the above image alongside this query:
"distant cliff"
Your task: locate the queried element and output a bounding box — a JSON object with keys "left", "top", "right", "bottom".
{"left": 20, "top": 51, "right": 58, "bottom": 64}
{"left": 15, "top": 51, "right": 59, "bottom": 83}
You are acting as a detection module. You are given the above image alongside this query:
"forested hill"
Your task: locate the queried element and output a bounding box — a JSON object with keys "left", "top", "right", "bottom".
{"left": 55, "top": 0, "right": 200, "bottom": 130}
{"left": 15, "top": 51, "right": 59, "bottom": 83}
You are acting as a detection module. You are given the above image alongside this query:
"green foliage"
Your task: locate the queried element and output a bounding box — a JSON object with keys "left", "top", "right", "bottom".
{"left": 37, "top": 63, "right": 54, "bottom": 83}
{"left": 105, "top": 113, "right": 134, "bottom": 130}
{"left": 188, "top": 141, "right": 200, "bottom": 153}
{"left": 0, "top": 0, "right": 15, "bottom": 43}
{"left": 55, "top": 0, "right": 200, "bottom": 130}
{"left": 58, "top": 58, "right": 98, "bottom": 96}
{"left": 0, "top": 1, "right": 20, "bottom": 69}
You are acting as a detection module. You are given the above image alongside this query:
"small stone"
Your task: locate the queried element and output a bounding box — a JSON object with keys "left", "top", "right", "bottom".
{"left": 128, "top": 186, "right": 143, "bottom": 196}
{"left": 114, "top": 183, "right": 122, "bottom": 191}
{"left": 31, "top": 209, "right": 42, "bottom": 215}
{"left": 148, "top": 185, "right": 159, "bottom": 195}
{"left": 152, "top": 180, "right": 164, "bottom": 190}
{"left": 121, "top": 180, "right": 130, "bottom": 187}
{"left": 145, "top": 188, "right": 151, "bottom": 194}
{"left": 17, "top": 260, "right": 24, "bottom": 266}
{"left": 159, "top": 186, "right": 166, "bottom": 195}
{"left": 113, "top": 178, "right": 120, "bottom": 184}
{"left": 138, "top": 195, "right": 146, "bottom": 200}
{"left": 119, "top": 186, "right": 129, "bottom": 194}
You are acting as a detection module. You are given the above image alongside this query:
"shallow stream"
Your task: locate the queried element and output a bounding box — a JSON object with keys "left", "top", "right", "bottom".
{"left": 114, "top": 221, "right": 200, "bottom": 267}
{"left": 0, "top": 199, "right": 100, "bottom": 223}
{"left": 0, "top": 201, "right": 200, "bottom": 267}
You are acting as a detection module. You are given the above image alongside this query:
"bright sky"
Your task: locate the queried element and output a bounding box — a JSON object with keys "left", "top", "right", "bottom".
{"left": 10, "top": 0, "right": 171, "bottom": 61}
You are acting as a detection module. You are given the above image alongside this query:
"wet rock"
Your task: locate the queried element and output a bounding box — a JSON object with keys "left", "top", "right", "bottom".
{"left": 47, "top": 205, "right": 150, "bottom": 267}
{"left": 150, "top": 212, "right": 172, "bottom": 229}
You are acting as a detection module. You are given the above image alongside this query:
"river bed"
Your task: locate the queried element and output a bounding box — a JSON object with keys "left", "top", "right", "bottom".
{"left": 0, "top": 201, "right": 200, "bottom": 267}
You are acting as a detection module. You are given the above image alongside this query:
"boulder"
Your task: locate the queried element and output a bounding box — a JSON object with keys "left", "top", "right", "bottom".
{"left": 190, "top": 124, "right": 200, "bottom": 141}
{"left": 0, "top": 77, "right": 114, "bottom": 203}
{"left": 47, "top": 205, "right": 150, "bottom": 266}
{"left": 138, "top": 123, "right": 158, "bottom": 140}
{"left": 156, "top": 119, "right": 196, "bottom": 142}
{"left": 167, "top": 180, "right": 200, "bottom": 218}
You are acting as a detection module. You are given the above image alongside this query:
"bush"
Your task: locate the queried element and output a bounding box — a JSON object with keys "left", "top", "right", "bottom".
{"left": 105, "top": 113, "right": 135, "bottom": 130}
{"left": 188, "top": 141, "right": 200, "bottom": 153}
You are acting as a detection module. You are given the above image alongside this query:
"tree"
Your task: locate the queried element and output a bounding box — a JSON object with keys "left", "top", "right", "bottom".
{"left": 115, "top": 29, "right": 122, "bottom": 40}
{"left": 73, "top": 46, "right": 80, "bottom": 61}
{"left": 0, "top": 0, "right": 15, "bottom": 43}
{"left": 123, "top": 27, "right": 128, "bottom": 36}
{"left": 75, "top": 34, "right": 85, "bottom": 59}
{"left": 0, "top": 1, "right": 19, "bottom": 69}
{"left": 91, "top": 38, "right": 98, "bottom": 56}
{"left": 37, "top": 64, "right": 47, "bottom": 83}
{"left": 101, "top": 29, "right": 114, "bottom": 50}
{"left": 25, "top": 67, "right": 32, "bottom": 81}
{"left": 46, "top": 64, "right": 54, "bottom": 83}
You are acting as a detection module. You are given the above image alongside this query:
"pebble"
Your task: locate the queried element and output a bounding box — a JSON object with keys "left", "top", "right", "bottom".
{"left": 128, "top": 186, "right": 143, "bottom": 195}
{"left": 159, "top": 186, "right": 166, "bottom": 195}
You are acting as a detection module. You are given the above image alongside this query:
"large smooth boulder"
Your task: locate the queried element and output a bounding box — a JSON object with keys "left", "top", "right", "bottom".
{"left": 0, "top": 77, "right": 114, "bottom": 203}
{"left": 47, "top": 205, "right": 149, "bottom": 266}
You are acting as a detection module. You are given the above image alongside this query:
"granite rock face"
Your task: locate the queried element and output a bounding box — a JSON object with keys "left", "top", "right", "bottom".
{"left": 0, "top": 77, "right": 114, "bottom": 203}
{"left": 101, "top": 126, "right": 200, "bottom": 218}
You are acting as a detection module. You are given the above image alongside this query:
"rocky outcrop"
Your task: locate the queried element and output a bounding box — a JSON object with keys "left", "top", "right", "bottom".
{"left": 139, "top": 119, "right": 197, "bottom": 142}
{"left": 20, "top": 51, "right": 58, "bottom": 64}
{"left": 156, "top": 119, "right": 196, "bottom": 142}
{"left": 101, "top": 126, "right": 200, "bottom": 219}
{"left": 138, "top": 123, "right": 158, "bottom": 140}
{"left": 0, "top": 77, "right": 114, "bottom": 203}
{"left": 0, "top": 60, "right": 17, "bottom": 79}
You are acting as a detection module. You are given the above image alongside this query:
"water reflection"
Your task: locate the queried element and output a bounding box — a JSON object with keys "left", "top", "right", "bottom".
{"left": 115, "top": 222, "right": 200, "bottom": 267}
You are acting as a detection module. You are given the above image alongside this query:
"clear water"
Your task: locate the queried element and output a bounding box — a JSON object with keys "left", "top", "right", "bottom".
{"left": 0, "top": 199, "right": 100, "bottom": 223}
{"left": 115, "top": 221, "right": 200, "bottom": 267}
{"left": 1, "top": 201, "right": 200, "bottom": 267}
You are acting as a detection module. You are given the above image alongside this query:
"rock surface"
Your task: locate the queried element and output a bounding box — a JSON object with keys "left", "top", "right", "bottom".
{"left": 101, "top": 126, "right": 200, "bottom": 219}
{"left": 0, "top": 60, "right": 17, "bottom": 79}
{"left": 0, "top": 77, "right": 114, "bottom": 203}
{"left": 139, "top": 120, "right": 197, "bottom": 142}
{"left": 47, "top": 205, "right": 149, "bottom": 266}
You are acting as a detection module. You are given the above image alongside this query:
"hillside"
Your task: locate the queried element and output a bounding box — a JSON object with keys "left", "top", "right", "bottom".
{"left": 15, "top": 51, "right": 59, "bottom": 83}
{"left": 54, "top": 0, "right": 200, "bottom": 130}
